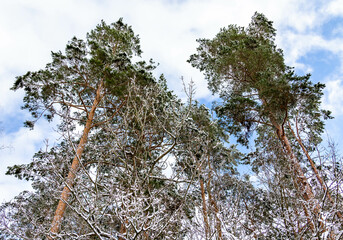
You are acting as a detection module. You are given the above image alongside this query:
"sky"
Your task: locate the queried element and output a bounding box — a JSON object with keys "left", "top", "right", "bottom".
{"left": 1, "top": 0, "right": 343, "bottom": 202}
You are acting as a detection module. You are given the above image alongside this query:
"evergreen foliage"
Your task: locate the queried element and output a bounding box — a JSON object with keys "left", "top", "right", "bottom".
{"left": 1, "top": 13, "right": 342, "bottom": 240}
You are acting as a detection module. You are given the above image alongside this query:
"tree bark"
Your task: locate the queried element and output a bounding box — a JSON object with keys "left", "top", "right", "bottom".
{"left": 200, "top": 177, "right": 210, "bottom": 239}
{"left": 49, "top": 82, "right": 104, "bottom": 237}
{"left": 272, "top": 121, "right": 322, "bottom": 232}
{"left": 288, "top": 121, "right": 343, "bottom": 222}
{"left": 260, "top": 97, "right": 322, "bottom": 232}
{"left": 118, "top": 219, "right": 127, "bottom": 240}
{"left": 207, "top": 158, "right": 222, "bottom": 240}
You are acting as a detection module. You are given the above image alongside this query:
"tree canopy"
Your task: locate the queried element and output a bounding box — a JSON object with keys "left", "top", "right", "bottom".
{"left": 189, "top": 12, "right": 331, "bottom": 146}
{"left": 1, "top": 13, "right": 342, "bottom": 240}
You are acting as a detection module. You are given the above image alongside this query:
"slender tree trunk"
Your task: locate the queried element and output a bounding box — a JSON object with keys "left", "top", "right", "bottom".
{"left": 49, "top": 82, "right": 104, "bottom": 237}
{"left": 200, "top": 177, "right": 210, "bottom": 239}
{"left": 143, "top": 228, "right": 149, "bottom": 240}
{"left": 207, "top": 158, "right": 222, "bottom": 240}
{"left": 288, "top": 122, "right": 343, "bottom": 222}
{"left": 282, "top": 140, "right": 335, "bottom": 238}
{"left": 118, "top": 219, "right": 127, "bottom": 240}
{"left": 243, "top": 200, "right": 258, "bottom": 239}
{"left": 273, "top": 123, "right": 325, "bottom": 233}
{"left": 260, "top": 95, "right": 327, "bottom": 235}
{"left": 260, "top": 97, "right": 323, "bottom": 233}
{"left": 143, "top": 219, "right": 150, "bottom": 239}
{"left": 278, "top": 132, "right": 315, "bottom": 201}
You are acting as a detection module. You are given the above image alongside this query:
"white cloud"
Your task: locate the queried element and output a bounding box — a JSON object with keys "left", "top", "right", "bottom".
{"left": 2, "top": 0, "right": 341, "bottom": 98}
{"left": 323, "top": 78, "right": 343, "bottom": 116}
{"left": 325, "top": 0, "right": 343, "bottom": 16}
{"left": 0, "top": 121, "right": 58, "bottom": 202}
{"left": 0, "top": 72, "right": 24, "bottom": 117}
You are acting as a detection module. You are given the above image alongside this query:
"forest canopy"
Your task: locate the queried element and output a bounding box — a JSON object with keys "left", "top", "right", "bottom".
{"left": 1, "top": 12, "right": 342, "bottom": 240}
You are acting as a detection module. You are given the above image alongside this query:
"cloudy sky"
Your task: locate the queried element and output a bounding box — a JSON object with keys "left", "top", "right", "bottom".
{"left": 1, "top": 0, "right": 343, "bottom": 202}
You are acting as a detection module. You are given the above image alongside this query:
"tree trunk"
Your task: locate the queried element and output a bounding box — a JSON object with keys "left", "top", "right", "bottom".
{"left": 49, "top": 82, "right": 103, "bottom": 237}
{"left": 259, "top": 95, "right": 327, "bottom": 235}
{"left": 273, "top": 122, "right": 322, "bottom": 232}
{"left": 200, "top": 177, "right": 210, "bottom": 239}
{"left": 207, "top": 158, "right": 222, "bottom": 240}
{"left": 118, "top": 219, "right": 127, "bottom": 240}
{"left": 279, "top": 132, "right": 315, "bottom": 201}
{"left": 288, "top": 122, "right": 343, "bottom": 222}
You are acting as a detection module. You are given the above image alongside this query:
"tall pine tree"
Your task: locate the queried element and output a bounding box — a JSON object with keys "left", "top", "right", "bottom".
{"left": 11, "top": 19, "right": 158, "bottom": 237}
{"left": 189, "top": 12, "right": 333, "bottom": 236}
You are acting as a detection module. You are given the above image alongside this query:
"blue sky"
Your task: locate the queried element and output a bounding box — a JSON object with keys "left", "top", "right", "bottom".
{"left": 1, "top": 0, "right": 343, "bottom": 202}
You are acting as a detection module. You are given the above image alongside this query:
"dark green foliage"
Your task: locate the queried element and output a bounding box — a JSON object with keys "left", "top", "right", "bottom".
{"left": 11, "top": 19, "right": 156, "bottom": 130}
{"left": 189, "top": 12, "right": 331, "bottom": 146}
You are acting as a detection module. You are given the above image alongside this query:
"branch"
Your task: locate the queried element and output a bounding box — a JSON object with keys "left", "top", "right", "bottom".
{"left": 91, "top": 96, "right": 128, "bottom": 128}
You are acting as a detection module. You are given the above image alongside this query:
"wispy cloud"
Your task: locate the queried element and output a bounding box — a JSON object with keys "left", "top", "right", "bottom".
{"left": 323, "top": 78, "right": 343, "bottom": 115}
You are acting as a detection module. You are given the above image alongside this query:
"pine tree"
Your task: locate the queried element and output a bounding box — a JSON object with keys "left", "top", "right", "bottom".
{"left": 173, "top": 96, "right": 240, "bottom": 239}
{"left": 9, "top": 19, "right": 164, "bottom": 238}
{"left": 2, "top": 75, "right": 188, "bottom": 239}
{"left": 189, "top": 12, "right": 333, "bottom": 236}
